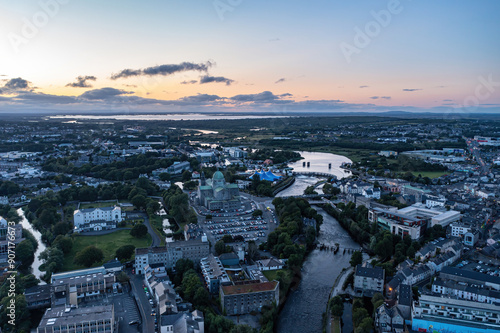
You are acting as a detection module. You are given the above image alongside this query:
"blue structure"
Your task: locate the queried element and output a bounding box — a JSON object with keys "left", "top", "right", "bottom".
{"left": 249, "top": 170, "right": 282, "bottom": 181}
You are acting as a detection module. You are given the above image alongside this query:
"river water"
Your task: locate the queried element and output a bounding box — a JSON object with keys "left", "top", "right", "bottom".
{"left": 276, "top": 151, "right": 357, "bottom": 333}
{"left": 287, "top": 151, "right": 351, "bottom": 179}
{"left": 18, "top": 208, "right": 47, "bottom": 284}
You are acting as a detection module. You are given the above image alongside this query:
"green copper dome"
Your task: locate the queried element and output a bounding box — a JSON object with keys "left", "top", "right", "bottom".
{"left": 213, "top": 171, "right": 224, "bottom": 180}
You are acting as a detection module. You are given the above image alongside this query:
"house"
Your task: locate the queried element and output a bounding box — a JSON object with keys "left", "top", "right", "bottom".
{"left": 375, "top": 304, "right": 405, "bottom": 333}
{"left": 257, "top": 258, "right": 284, "bottom": 271}
{"left": 160, "top": 310, "right": 204, "bottom": 333}
{"left": 354, "top": 265, "right": 385, "bottom": 297}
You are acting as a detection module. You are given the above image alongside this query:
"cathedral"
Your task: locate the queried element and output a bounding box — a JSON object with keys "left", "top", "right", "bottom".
{"left": 198, "top": 170, "right": 241, "bottom": 211}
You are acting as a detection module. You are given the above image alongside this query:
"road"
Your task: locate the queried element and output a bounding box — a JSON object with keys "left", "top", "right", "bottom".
{"left": 130, "top": 272, "right": 155, "bottom": 333}
{"left": 466, "top": 138, "right": 490, "bottom": 175}
{"left": 128, "top": 211, "right": 162, "bottom": 248}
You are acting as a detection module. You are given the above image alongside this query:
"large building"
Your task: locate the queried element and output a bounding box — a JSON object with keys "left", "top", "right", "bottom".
{"left": 50, "top": 266, "right": 116, "bottom": 306}
{"left": 135, "top": 239, "right": 210, "bottom": 275}
{"left": 37, "top": 305, "right": 115, "bottom": 333}
{"left": 200, "top": 254, "right": 231, "bottom": 294}
{"left": 368, "top": 204, "right": 461, "bottom": 240}
{"left": 220, "top": 280, "right": 279, "bottom": 315}
{"left": 354, "top": 265, "right": 385, "bottom": 297}
{"left": 198, "top": 171, "right": 241, "bottom": 211}
{"left": 73, "top": 206, "right": 123, "bottom": 232}
{"left": 412, "top": 293, "right": 500, "bottom": 332}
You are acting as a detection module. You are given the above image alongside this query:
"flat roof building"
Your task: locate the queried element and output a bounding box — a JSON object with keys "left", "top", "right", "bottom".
{"left": 37, "top": 305, "right": 115, "bottom": 333}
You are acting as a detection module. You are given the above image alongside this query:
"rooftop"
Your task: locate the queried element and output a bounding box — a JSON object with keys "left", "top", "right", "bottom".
{"left": 221, "top": 281, "right": 278, "bottom": 296}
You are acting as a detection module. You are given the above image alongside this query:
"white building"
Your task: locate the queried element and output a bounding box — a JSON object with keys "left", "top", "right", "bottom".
{"left": 73, "top": 206, "right": 123, "bottom": 232}
{"left": 450, "top": 222, "right": 472, "bottom": 237}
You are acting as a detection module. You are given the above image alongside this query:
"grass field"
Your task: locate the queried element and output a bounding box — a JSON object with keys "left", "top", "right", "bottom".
{"left": 331, "top": 317, "right": 341, "bottom": 333}
{"left": 61, "top": 230, "right": 152, "bottom": 271}
{"left": 262, "top": 269, "right": 285, "bottom": 281}
{"left": 410, "top": 171, "right": 448, "bottom": 178}
{"left": 79, "top": 201, "right": 118, "bottom": 209}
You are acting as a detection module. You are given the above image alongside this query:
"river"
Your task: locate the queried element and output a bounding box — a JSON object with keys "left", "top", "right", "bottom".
{"left": 276, "top": 152, "right": 358, "bottom": 333}
{"left": 287, "top": 151, "right": 351, "bottom": 179}
{"left": 18, "top": 208, "right": 47, "bottom": 284}
{"left": 277, "top": 206, "right": 359, "bottom": 333}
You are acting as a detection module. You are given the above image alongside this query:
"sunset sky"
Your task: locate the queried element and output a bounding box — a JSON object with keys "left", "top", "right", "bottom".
{"left": 1, "top": 0, "right": 499, "bottom": 114}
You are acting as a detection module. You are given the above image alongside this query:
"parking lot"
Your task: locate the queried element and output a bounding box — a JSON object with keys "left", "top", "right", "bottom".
{"left": 458, "top": 258, "right": 500, "bottom": 277}
{"left": 112, "top": 294, "right": 141, "bottom": 333}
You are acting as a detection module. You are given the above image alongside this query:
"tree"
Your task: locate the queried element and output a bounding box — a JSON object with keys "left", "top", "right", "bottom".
{"left": 53, "top": 235, "right": 73, "bottom": 254}
{"left": 222, "top": 235, "right": 233, "bottom": 243}
{"left": 131, "top": 194, "right": 147, "bottom": 210}
{"left": 252, "top": 209, "right": 263, "bottom": 218}
{"left": 116, "top": 271, "right": 130, "bottom": 283}
{"left": 182, "top": 170, "right": 192, "bottom": 182}
{"left": 304, "top": 186, "right": 317, "bottom": 195}
{"left": 39, "top": 246, "right": 65, "bottom": 279}
{"left": 130, "top": 223, "right": 148, "bottom": 238}
{"left": 115, "top": 245, "right": 136, "bottom": 261}
{"left": 16, "top": 240, "right": 34, "bottom": 271}
{"left": 350, "top": 251, "right": 363, "bottom": 267}
{"left": 357, "top": 317, "right": 373, "bottom": 333}
{"left": 352, "top": 307, "right": 369, "bottom": 327}
{"left": 329, "top": 296, "right": 344, "bottom": 317}
{"left": 193, "top": 286, "right": 210, "bottom": 307}
{"left": 74, "top": 245, "right": 104, "bottom": 267}
{"left": 247, "top": 240, "right": 258, "bottom": 261}
{"left": 215, "top": 240, "right": 226, "bottom": 255}
{"left": 159, "top": 172, "right": 171, "bottom": 181}
{"left": 229, "top": 325, "right": 257, "bottom": 333}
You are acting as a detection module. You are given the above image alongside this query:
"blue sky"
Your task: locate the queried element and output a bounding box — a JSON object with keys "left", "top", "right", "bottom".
{"left": 0, "top": 0, "right": 499, "bottom": 113}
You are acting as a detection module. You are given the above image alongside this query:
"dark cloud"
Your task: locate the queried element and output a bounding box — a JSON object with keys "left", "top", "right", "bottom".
{"left": 13, "top": 92, "right": 76, "bottom": 104}
{"left": 199, "top": 75, "right": 234, "bottom": 86}
{"left": 179, "top": 94, "right": 225, "bottom": 104}
{"left": 381, "top": 96, "right": 391, "bottom": 100}
{"left": 230, "top": 91, "right": 292, "bottom": 103}
{"left": 79, "top": 87, "right": 133, "bottom": 100}
{"left": 443, "top": 99, "right": 453, "bottom": 102}
{"left": 181, "top": 80, "right": 198, "bottom": 85}
{"left": 66, "top": 76, "right": 97, "bottom": 88}
{"left": 111, "top": 61, "right": 213, "bottom": 80}
{"left": 359, "top": 85, "right": 369, "bottom": 88}
{"left": 0, "top": 77, "right": 32, "bottom": 93}
{"left": 370, "top": 96, "right": 379, "bottom": 99}
{"left": 403, "top": 88, "right": 422, "bottom": 92}
{"left": 275, "top": 78, "right": 286, "bottom": 84}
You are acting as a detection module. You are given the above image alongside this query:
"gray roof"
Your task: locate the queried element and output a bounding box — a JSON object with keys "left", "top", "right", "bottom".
{"left": 355, "top": 265, "right": 384, "bottom": 280}
{"left": 78, "top": 206, "right": 117, "bottom": 213}
{"left": 398, "top": 284, "right": 412, "bottom": 307}
{"left": 161, "top": 313, "right": 184, "bottom": 326}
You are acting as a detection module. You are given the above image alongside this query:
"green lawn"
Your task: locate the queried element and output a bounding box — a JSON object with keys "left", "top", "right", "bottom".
{"left": 79, "top": 201, "right": 118, "bottom": 209}
{"left": 61, "top": 230, "right": 152, "bottom": 271}
{"left": 410, "top": 171, "right": 448, "bottom": 179}
{"left": 262, "top": 269, "right": 285, "bottom": 281}
{"left": 331, "top": 317, "right": 341, "bottom": 333}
